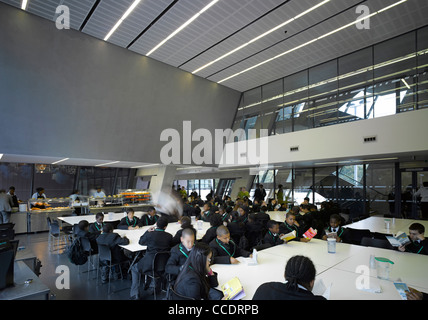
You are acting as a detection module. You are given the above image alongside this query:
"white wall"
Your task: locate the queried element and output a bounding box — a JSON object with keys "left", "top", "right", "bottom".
{"left": 219, "top": 108, "right": 428, "bottom": 168}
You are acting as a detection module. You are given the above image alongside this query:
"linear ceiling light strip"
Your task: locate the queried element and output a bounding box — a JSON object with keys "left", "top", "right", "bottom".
{"left": 192, "top": 0, "right": 330, "bottom": 74}
{"left": 146, "top": 0, "right": 219, "bottom": 56}
{"left": 218, "top": 0, "right": 408, "bottom": 84}
{"left": 104, "top": 0, "right": 142, "bottom": 41}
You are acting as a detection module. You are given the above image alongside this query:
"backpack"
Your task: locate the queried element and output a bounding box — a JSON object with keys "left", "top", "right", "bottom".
{"left": 67, "top": 238, "right": 88, "bottom": 265}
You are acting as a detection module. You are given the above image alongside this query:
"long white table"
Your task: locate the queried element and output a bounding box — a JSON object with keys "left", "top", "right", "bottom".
{"left": 115, "top": 221, "right": 211, "bottom": 253}
{"left": 57, "top": 211, "right": 147, "bottom": 225}
{"left": 343, "top": 216, "right": 428, "bottom": 235}
{"left": 211, "top": 238, "right": 428, "bottom": 300}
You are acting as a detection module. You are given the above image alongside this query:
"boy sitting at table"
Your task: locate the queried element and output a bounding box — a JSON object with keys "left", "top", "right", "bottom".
{"left": 117, "top": 208, "right": 141, "bottom": 230}
{"left": 398, "top": 223, "right": 428, "bottom": 255}
{"left": 140, "top": 206, "right": 159, "bottom": 226}
{"left": 321, "top": 214, "right": 348, "bottom": 243}
{"left": 165, "top": 228, "right": 195, "bottom": 281}
{"left": 263, "top": 220, "right": 285, "bottom": 247}
{"left": 279, "top": 212, "right": 311, "bottom": 243}
{"left": 209, "top": 226, "right": 251, "bottom": 264}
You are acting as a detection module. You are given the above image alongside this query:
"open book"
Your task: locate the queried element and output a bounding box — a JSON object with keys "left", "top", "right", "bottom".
{"left": 280, "top": 230, "right": 296, "bottom": 242}
{"left": 303, "top": 227, "right": 317, "bottom": 239}
{"left": 386, "top": 231, "right": 411, "bottom": 247}
{"left": 221, "top": 277, "right": 246, "bottom": 300}
{"left": 394, "top": 282, "right": 410, "bottom": 300}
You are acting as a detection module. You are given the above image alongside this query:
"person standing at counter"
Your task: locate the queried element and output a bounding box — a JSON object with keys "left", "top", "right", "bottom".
{"left": 0, "top": 189, "right": 14, "bottom": 224}
{"left": 31, "top": 187, "right": 47, "bottom": 209}
{"left": 93, "top": 187, "right": 106, "bottom": 198}
{"left": 7, "top": 186, "right": 19, "bottom": 208}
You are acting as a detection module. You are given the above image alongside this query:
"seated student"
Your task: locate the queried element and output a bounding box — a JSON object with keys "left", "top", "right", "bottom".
{"left": 252, "top": 255, "right": 326, "bottom": 300}
{"left": 198, "top": 202, "right": 213, "bottom": 222}
{"left": 398, "top": 223, "right": 428, "bottom": 255}
{"left": 89, "top": 212, "right": 105, "bottom": 235}
{"left": 140, "top": 206, "right": 159, "bottom": 226}
{"left": 321, "top": 214, "right": 347, "bottom": 243}
{"left": 234, "top": 206, "right": 249, "bottom": 224}
{"left": 279, "top": 212, "right": 311, "bottom": 243}
{"left": 96, "top": 223, "right": 130, "bottom": 282}
{"left": 129, "top": 216, "right": 172, "bottom": 300}
{"left": 263, "top": 220, "right": 285, "bottom": 247}
{"left": 245, "top": 213, "right": 264, "bottom": 249}
{"left": 201, "top": 213, "right": 223, "bottom": 244}
{"left": 165, "top": 228, "right": 195, "bottom": 280}
{"left": 75, "top": 220, "right": 98, "bottom": 253}
{"left": 219, "top": 206, "right": 233, "bottom": 224}
{"left": 117, "top": 208, "right": 141, "bottom": 230}
{"left": 266, "top": 199, "right": 279, "bottom": 211}
{"left": 209, "top": 225, "right": 251, "bottom": 264}
{"left": 278, "top": 202, "right": 288, "bottom": 212}
{"left": 173, "top": 242, "right": 223, "bottom": 300}
{"left": 172, "top": 216, "right": 197, "bottom": 246}
{"left": 298, "top": 204, "right": 313, "bottom": 231}
{"left": 255, "top": 205, "right": 270, "bottom": 229}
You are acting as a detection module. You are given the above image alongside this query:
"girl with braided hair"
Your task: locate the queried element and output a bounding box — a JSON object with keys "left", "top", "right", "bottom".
{"left": 252, "top": 255, "right": 326, "bottom": 300}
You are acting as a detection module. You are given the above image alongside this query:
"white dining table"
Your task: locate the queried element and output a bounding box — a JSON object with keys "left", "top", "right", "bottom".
{"left": 57, "top": 211, "right": 147, "bottom": 225}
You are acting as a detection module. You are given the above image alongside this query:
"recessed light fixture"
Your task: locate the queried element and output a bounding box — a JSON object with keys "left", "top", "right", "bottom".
{"left": 52, "top": 158, "right": 69, "bottom": 165}
{"left": 21, "top": 0, "right": 28, "bottom": 10}
{"left": 104, "top": 0, "right": 141, "bottom": 41}
{"left": 192, "top": 0, "right": 330, "bottom": 74}
{"left": 146, "top": 0, "right": 219, "bottom": 56}
{"left": 95, "top": 161, "right": 120, "bottom": 167}
{"left": 218, "top": 0, "right": 408, "bottom": 84}
{"left": 401, "top": 78, "right": 411, "bottom": 90}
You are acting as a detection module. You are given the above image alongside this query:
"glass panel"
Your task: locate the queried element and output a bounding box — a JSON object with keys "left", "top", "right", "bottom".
{"left": 365, "top": 163, "right": 395, "bottom": 217}
{"left": 337, "top": 165, "right": 364, "bottom": 219}
{"left": 417, "top": 26, "right": 428, "bottom": 109}
{"left": 293, "top": 168, "right": 313, "bottom": 206}
{"left": 284, "top": 70, "right": 310, "bottom": 132}
{"left": 34, "top": 164, "right": 76, "bottom": 198}
{"left": 313, "top": 166, "right": 337, "bottom": 204}
{"left": 0, "top": 163, "right": 33, "bottom": 201}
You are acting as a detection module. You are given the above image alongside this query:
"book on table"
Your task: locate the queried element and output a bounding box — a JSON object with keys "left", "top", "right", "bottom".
{"left": 385, "top": 231, "right": 411, "bottom": 247}
{"left": 303, "top": 227, "right": 317, "bottom": 239}
{"left": 393, "top": 282, "right": 410, "bottom": 300}
{"left": 280, "top": 230, "right": 296, "bottom": 242}
{"left": 221, "top": 277, "right": 246, "bottom": 300}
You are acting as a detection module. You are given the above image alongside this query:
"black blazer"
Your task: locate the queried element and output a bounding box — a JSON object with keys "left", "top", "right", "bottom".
{"left": 405, "top": 238, "right": 428, "bottom": 255}
{"left": 263, "top": 231, "right": 284, "bottom": 246}
{"left": 137, "top": 229, "right": 173, "bottom": 273}
{"left": 209, "top": 238, "right": 250, "bottom": 264}
{"left": 96, "top": 232, "right": 129, "bottom": 263}
{"left": 174, "top": 267, "right": 220, "bottom": 300}
{"left": 117, "top": 216, "right": 141, "bottom": 230}
{"left": 75, "top": 228, "right": 98, "bottom": 252}
{"left": 165, "top": 244, "right": 191, "bottom": 277}
{"left": 253, "top": 282, "right": 326, "bottom": 300}
{"left": 200, "top": 226, "right": 217, "bottom": 244}
{"left": 89, "top": 222, "right": 104, "bottom": 235}
{"left": 171, "top": 226, "right": 197, "bottom": 247}
{"left": 140, "top": 214, "right": 159, "bottom": 226}
{"left": 279, "top": 222, "right": 301, "bottom": 241}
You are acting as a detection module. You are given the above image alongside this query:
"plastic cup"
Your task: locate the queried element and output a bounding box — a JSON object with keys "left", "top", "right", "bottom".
{"left": 327, "top": 238, "right": 336, "bottom": 253}
{"left": 197, "top": 220, "right": 203, "bottom": 230}
{"left": 375, "top": 257, "right": 394, "bottom": 280}
{"left": 384, "top": 219, "right": 391, "bottom": 230}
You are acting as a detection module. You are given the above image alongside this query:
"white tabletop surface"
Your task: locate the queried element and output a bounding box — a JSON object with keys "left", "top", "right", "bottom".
{"left": 58, "top": 211, "right": 147, "bottom": 225}
{"left": 343, "top": 216, "right": 413, "bottom": 235}
{"left": 115, "top": 221, "right": 211, "bottom": 252}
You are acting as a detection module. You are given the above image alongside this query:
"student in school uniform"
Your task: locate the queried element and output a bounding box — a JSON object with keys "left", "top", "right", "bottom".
{"left": 173, "top": 242, "right": 223, "bottom": 300}
{"left": 117, "top": 208, "right": 141, "bottom": 230}
{"left": 198, "top": 202, "right": 213, "bottom": 222}
{"left": 75, "top": 220, "right": 98, "bottom": 253}
{"left": 245, "top": 213, "right": 264, "bottom": 249}
{"left": 172, "top": 216, "right": 197, "bottom": 246}
{"left": 255, "top": 205, "right": 270, "bottom": 229}
{"left": 209, "top": 226, "right": 251, "bottom": 264}
{"left": 89, "top": 212, "right": 105, "bottom": 236}
{"left": 129, "top": 216, "right": 172, "bottom": 299}
{"left": 201, "top": 213, "right": 223, "bottom": 244}
{"left": 321, "top": 214, "right": 348, "bottom": 243}
{"left": 398, "top": 223, "right": 428, "bottom": 255}
{"left": 96, "top": 223, "right": 130, "bottom": 282}
{"left": 279, "top": 212, "right": 311, "bottom": 243}
{"left": 165, "top": 228, "right": 195, "bottom": 281}
{"left": 140, "top": 206, "right": 159, "bottom": 226}
{"left": 263, "top": 220, "right": 285, "bottom": 247}
{"left": 253, "top": 255, "right": 326, "bottom": 300}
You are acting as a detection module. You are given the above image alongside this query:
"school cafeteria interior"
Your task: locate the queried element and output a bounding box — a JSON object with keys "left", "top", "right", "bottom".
{"left": 1, "top": 0, "right": 428, "bottom": 305}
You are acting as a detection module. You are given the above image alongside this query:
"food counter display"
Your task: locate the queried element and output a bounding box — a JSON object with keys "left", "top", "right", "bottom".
{"left": 27, "top": 197, "right": 89, "bottom": 233}
{"left": 119, "top": 189, "right": 151, "bottom": 205}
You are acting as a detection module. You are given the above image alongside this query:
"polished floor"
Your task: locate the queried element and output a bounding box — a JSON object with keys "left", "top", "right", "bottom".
{"left": 15, "top": 232, "right": 165, "bottom": 300}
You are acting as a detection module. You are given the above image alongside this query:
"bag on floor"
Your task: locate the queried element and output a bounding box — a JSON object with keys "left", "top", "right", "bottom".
{"left": 67, "top": 238, "right": 88, "bottom": 265}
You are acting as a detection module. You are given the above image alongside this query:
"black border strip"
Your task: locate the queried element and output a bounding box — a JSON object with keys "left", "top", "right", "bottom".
{"left": 126, "top": 0, "right": 180, "bottom": 49}
{"left": 79, "top": 0, "right": 101, "bottom": 31}
{"left": 177, "top": 0, "right": 292, "bottom": 68}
